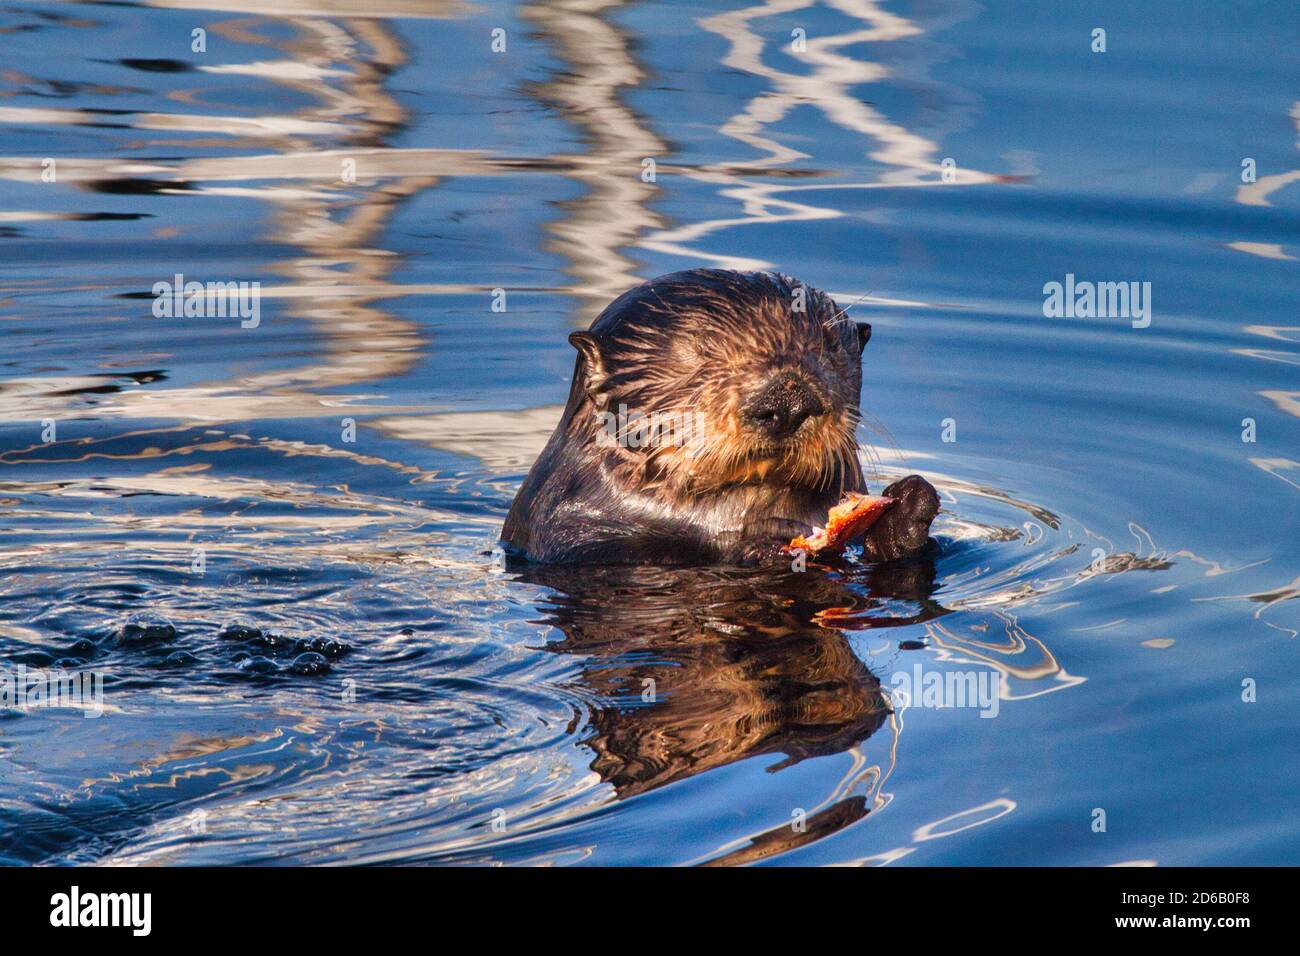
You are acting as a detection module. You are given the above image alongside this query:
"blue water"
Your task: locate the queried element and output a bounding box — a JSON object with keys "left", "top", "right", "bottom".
{"left": 0, "top": 0, "right": 1296, "bottom": 865}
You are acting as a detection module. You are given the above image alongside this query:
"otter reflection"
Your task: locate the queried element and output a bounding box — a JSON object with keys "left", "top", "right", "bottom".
{"left": 515, "top": 558, "right": 944, "bottom": 802}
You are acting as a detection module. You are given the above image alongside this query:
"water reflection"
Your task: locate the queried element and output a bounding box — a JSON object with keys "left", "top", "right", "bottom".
{"left": 523, "top": 561, "right": 944, "bottom": 796}
{"left": 645, "top": 0, "right": 1009, "bottom": 270}
{"left": 512, "top": 545, "right": 1099, "bottom": 863}
{"left": 520, "top": 0, "right": 668, "bottom": 323}
{"left": 0, "top": 8, "right": 436, "bottom": 427}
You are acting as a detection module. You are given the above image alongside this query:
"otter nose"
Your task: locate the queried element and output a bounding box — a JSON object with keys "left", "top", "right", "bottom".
{"left": 744, "top": 375, "right": 826, "bottom": 439}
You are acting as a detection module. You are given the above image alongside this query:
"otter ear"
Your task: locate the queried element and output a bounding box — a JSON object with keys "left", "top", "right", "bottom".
{"left": 568, "top": 331, "right": 608, "bottom": 397}
{"left": 856, "top": 322, "right": 873, "bottom": 351}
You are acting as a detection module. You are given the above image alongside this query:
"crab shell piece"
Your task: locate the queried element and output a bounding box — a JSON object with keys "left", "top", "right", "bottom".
{"left": 786, "top": 493, "right": 896, "bottom": 555}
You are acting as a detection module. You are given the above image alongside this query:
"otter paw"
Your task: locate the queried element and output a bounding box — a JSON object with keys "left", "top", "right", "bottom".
{"left": 859, "top": 475, "right": 939, "bottom": 563}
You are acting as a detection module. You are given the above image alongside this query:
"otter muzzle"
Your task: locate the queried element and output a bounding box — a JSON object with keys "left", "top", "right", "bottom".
{"left": 743, "top": 374, "right": 826, "bottom": 440}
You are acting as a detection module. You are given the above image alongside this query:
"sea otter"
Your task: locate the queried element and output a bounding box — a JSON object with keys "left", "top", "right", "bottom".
{"left": 501, "top": 269, "right": 939, "bottom": 565}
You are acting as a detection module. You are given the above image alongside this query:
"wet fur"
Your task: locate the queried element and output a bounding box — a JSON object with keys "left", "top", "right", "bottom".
{"left": 502, "top": 269, "right": 937, "bottom": 565}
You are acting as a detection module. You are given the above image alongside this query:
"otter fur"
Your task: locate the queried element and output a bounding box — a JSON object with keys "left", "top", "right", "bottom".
{"left": 501, "top": 269, "right": 938, "bottom": 565}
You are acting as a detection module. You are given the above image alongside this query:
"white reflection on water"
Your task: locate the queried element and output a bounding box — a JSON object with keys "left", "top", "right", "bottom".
{"left": 642, "top": 0, "right": 1010, "bottom": 268}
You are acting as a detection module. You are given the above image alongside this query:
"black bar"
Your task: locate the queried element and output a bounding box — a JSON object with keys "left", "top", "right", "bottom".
{"left": 1, "top": 866, "right": 1284, "bottom": 941}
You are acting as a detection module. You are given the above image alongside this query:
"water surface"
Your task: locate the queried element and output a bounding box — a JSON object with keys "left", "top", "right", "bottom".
{"left": 0, "top": 0, "right": 1297, "bottom": 865}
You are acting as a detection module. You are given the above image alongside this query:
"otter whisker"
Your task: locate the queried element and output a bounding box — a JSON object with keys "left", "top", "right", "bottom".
{"left": 856, "top": 412, "right": 908, "bottom": 477}
{"left": 827, "top": 289, "right": 875, "bottom": 327}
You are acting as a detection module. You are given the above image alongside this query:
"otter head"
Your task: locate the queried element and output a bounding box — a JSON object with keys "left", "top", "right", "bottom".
{"left": 566, "top": 269, "right": 871, "bottom": 497}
